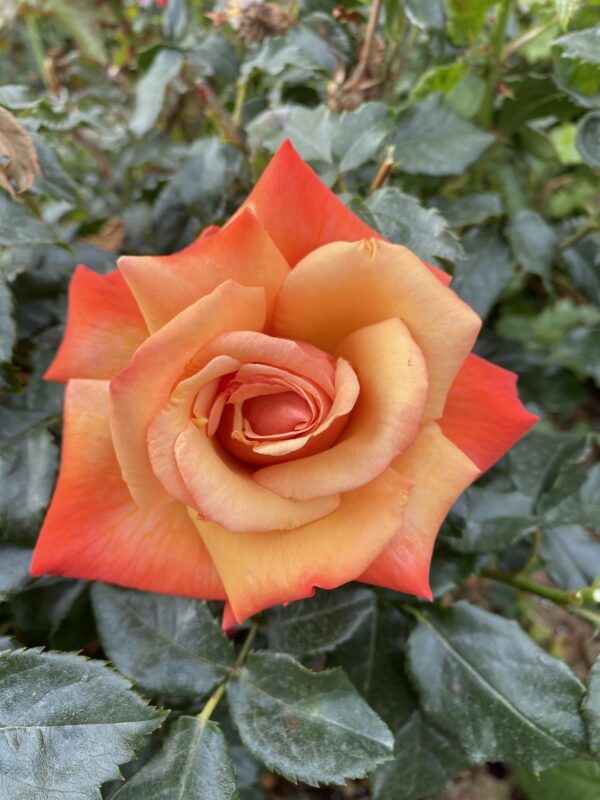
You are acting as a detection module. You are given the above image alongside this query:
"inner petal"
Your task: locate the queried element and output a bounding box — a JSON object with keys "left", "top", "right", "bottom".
{"left": 243, "top": 390, "right": 313, "bottom": 436}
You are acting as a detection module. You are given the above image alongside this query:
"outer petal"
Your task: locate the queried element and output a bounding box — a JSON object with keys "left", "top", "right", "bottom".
{"left": 192, "top": 467, "right": 413, "bottom": 623}
{"left": 118, "top": 209, "right": 290, "bottom": 332}
{"left": 254, "top": 318, "right": 428, "bottom": 499}
{"left": 360, "top": 423, "right": 480, "bottom": 599}
{"left": 273, "top": 239, "right": 481, "bottom": 421}
{"left": 30, "top": 380, "right": 225, "bottom": 599}
{"left": 238, "top": 141, "right": 451, "bottom": 285}
{"left": 45, "top": 266, "right": 148, "bottom": 383}
{"left": 175, "top": 424, "right": 341, "bottom": 533}
{"left": 440, "top": 353, "right": 539, "bottom": 472}
{"left": 109, "top": 281, "right": 267, "bottom": 509}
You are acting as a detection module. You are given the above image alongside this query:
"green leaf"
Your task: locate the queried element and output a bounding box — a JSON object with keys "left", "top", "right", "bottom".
{"left": 393, "top": 95, "right": 495, "bottom": 175}
{"left": 10, "top": 578, "right": 89, "bottom": 646}
{"left": 0, "top": 408, "right": 58, "bottom": 545}
{"left": 371, "top": 710, "right": 469, "bottom": 800}
{"left": 445, "top": 0, "right": 497, "bottom": 44}
{"left": 0, "top": 278, "right": 15, "bottom": 363}
{"left": 540, "top": 525, "right": 600, "bottom": 590}
{"left": 429, "top": 551, "right": 477, "bottom": 598}
{"left": 365, "top": 187, "right": 463, "bottom": 263}
{"left": 584, "top": 658, "right": 600, "bottom": 754}
{"left": 112, "top": 717, "right": 238, "bottom": 800}
{"left": 509, "top": 430, "right": 593, "bottom": 515}
{"left": 555, "top": 0, "right": 578, "bottom": 31}
{"left": 515, "top": 760, "right": 600, "bottom": 800}
{"left": 506, "top": 209, "right": 558, "bottom": 280}
{"left": 248, "top": 105, "right": 335, "bottom": 170}
{"left": 498, "top": 77, "right": 578, "bottom": 135}
{"left": 452, "top": 227, "right": 514, "bottom": 318}
{"left": 130, "top": 49, "right": 184, "bottom": 137}
{"left": 47, "top": 0, "right": 107, "bottom": 64}
{"left": 332, "top": 102, "right": 392, "bottom": 173}
{"left": 431, "top": 192, "right": 503, "bottom": 227}
{"left": 91, "top": 584, "right": 234, "bottom": 698}
{"left": 0, "top": 195, "right": 55, "bottom": 247}
{"left": 332, "top": 604, "right": 414, "bottom": 730}
{"left": 407, "top": 602, "right": 587, "bottom": 771}
{"left": 264, "top": 586, "right": 375, "bottom": 656}
{"left": 445, "top": 486, "right": 538, "bottom": 554}
{"left": 576, "top": 111, "right": 600, "bottom": 167}
{"left": 411, "top": 60, "right": 467, "bottom": 101}
{"left": 228, "top": 651, "right": 393, "bottom": 785}
{"left": 0, "top": 649, "right": 165, "bottom": 800}
{"left": 0, "top": 544, "right": 32, "bottom": 600}
{"left": 403, "top": 0, "right": 445, "bottom": 30}
{"left": 554, "top": 26, "right": 600, "bottom": 66}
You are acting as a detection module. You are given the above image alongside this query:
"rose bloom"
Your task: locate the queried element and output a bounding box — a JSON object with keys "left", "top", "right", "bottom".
{"left": 30, "top": 143, "right": 537, "bottom": 625}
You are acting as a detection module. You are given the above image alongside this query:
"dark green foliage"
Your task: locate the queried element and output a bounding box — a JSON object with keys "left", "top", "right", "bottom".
{"left": 1, "top": 2, "right": 599, "bottom": 798}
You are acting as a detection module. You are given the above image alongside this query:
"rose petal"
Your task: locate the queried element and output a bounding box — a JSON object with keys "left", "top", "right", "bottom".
{"left": 30, "top": 380, "right": 225, "bottom": 599}
{"left": 109, "top": 281, "right": 267, "bottom": 509}
{"left": 193, "top": 467, "right": 413, "bottom": 623}
{"left": 175, "top": 422, "right": 341, "bottom": 533}
{"left": 237, "top": 140, "right": 451, "bottom": 285}
{"left": 44, "top": 266, "right": 148, "bottom": 383}
{"left": 118, "top": 209, "right": 290, "bottom": 332}
{"left": 254, "top": 318, "right": 428, "bottom": 499}
{"left": 440, "top": 353, "right": 539, "bottom": 472}
{"left": 148, "top": 355, "right": 243, "bottom": 505}
{"left": 273, "top": 239, "right": 481, "bottom": 421}
{"left": 360, "top": 423, "right": 480, "bottom": 599}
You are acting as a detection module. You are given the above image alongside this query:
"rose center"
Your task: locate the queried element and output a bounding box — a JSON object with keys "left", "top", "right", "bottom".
{"left": 242, "top": 390, "right": 313, "bottom": 436}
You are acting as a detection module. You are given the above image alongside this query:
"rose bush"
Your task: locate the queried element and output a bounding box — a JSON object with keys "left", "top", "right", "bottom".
{"left": 30, "top": 142, "right": 537, "bottom": 624}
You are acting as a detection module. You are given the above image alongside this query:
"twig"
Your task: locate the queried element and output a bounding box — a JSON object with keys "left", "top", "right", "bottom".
{"left": 198, "top": 79, "right": 247, "bottom": 153}
{"left": 196, "top": 621, "right": 259, "bottom": 727}
{"left": 346, "top": 0, "right": 383, "bottom": 88}
{"left": 502, "top": 18, "right": 557, "bottom": 62}
{"left": 368, "top": 146, "right": 395, "bottom": 195}
{"left": 479, "top": 0, "right": 514, "bottom": 128}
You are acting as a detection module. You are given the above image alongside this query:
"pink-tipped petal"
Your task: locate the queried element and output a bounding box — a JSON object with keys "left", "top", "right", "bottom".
{"left": 45, "top": 266, "right": 148, "bottom": 383}
{"left": 360, "top": 423, "right": 480, "bottom": 598}
{"left": 30, "top": 380, "right": 226, "bottom": 599}
{"left": 440, "top": 353, "right": 539, "bottom": 472}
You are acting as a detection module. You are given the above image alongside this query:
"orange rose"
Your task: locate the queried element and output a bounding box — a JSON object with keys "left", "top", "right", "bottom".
{"left": 30, "top": 143, "right": 537, "bottom": 624}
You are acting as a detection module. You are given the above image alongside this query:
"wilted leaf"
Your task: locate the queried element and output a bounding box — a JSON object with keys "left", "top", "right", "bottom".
{"left": 0, "top": 106, "right": 40, "bottom": 198}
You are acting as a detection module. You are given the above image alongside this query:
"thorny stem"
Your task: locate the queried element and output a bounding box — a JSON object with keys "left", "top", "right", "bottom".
{"left": 479, "top": 0, "right": 514, "bottom": 128}
{"left": 481, "top": 568, "right": 600, "bottom": 627}
{"left": 196, "top": 621, "right": 259, "bottom": 727}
